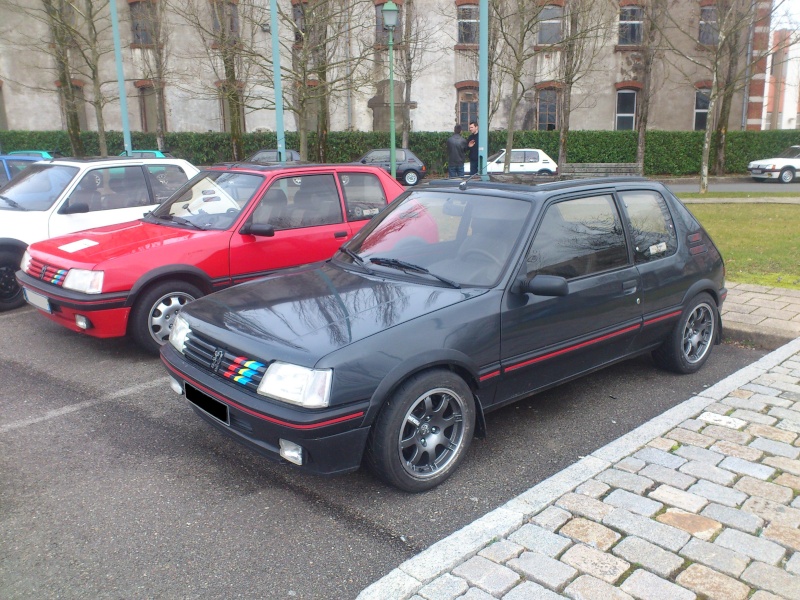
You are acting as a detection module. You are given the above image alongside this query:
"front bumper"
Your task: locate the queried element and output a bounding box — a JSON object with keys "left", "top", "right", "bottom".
{"left": 16, "top": 270, "right": 131, "bottom": 337}
{"left": 160, "top": 343, "right": 372, "bottom": 476}
{"left": 748, "top": 167, "right": 779, "bottom": 179}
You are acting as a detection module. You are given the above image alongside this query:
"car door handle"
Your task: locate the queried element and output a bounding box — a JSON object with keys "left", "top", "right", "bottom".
{"left": 622, "top": 279, "right": 638, "bottom": 294}
{"left": 334, "top": 231, "right": 348, "bottom": 239}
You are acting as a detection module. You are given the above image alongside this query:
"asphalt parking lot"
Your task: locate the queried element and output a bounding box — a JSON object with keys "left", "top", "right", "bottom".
{"left": 1, "top": 305, "right": 767, "bottom": 599}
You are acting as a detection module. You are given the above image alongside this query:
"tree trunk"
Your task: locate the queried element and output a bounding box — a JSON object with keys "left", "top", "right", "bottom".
{"left": 92, "top": 78, "right": 107, "bottom": 156}
{"left": 558, "top": 83, "right": 572, "bottom": 169}
{"left": 503, "top": 77, "right": 521, "bottom": 173}
{"left": 713, "top": 35, "right": 740, "bottom": 175}
{"left": 222, "top": 50, "right": 243, "bottom": 161}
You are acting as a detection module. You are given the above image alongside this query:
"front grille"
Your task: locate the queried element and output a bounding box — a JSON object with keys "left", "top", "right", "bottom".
{"left": 184, "top": 331, "right": 268, "bottom": 393}
{"left": 27, "top": 257, "right": 67, "bottom": 287}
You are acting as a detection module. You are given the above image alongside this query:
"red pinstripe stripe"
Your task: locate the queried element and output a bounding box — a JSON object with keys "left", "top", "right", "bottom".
{"left": 643, "top": 310, "right": 682, "bottom": 327}
{"left": 479, "top": 370, "right": 500, "bottom": 382}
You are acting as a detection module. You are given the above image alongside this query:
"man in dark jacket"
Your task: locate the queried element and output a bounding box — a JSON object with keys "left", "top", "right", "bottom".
{"left": 446, "top": 125, "right": 468, "bottom": 178}
{"left": 467, "top": 120, "right": 479, "bottom": 175}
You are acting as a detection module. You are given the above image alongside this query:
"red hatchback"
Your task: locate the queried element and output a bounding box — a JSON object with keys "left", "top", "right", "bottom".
{"left": 17, "top": 163, "right": 405, "bottom": 353}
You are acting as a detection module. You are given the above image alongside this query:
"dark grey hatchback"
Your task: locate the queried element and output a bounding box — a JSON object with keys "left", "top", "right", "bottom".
{"left": 161, "top": 177, "right": 725, "bottom": 492}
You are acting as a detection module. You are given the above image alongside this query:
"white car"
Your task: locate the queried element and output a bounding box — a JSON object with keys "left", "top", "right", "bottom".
{"left": 466, "top": 148, "right": 558, "bottom": 176}
{"left": 0, "top": 156, "right": 199, "bottom": 310}
{"left": 747, "top": 146, "right": 800, "bottom": 183}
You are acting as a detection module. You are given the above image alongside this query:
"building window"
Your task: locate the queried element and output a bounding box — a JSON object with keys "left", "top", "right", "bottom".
{"left": 293, "top": 4, "right": 305, "bottom": 43}
{"left": 138, "top": 85, "right": 164, "bottom": 132}
{"left": 619, "top": 6, "right": 643, "bottom": 45}
{"left": 59, "top": 83, "right": 87, "bottom": 131}
{"left": 130, "top": 1, "right": 157, "bottom": 46}
{"left": 457, "top": 5, "right": 479, "bottom": 45}
{"left": 457, "top": 88, "right": 478, "bottom": 129}
{"left": 616, "top": 90, "right": 636, "bottom": 129}
{"left": 537, "top": 89, "right": 558, "bottom": 130}
{"left": 211, "top": 0, "right": 239, "bottom": 40}
{"left": 694, "top": 89, "right": 710, "bottom": 130}
{"left": 699, "top": 6, "right": 718, "bottom": 45}
{"left": 376, "top": 4, "right": 403, "bottom": 45}
{"left": 538, "top": 6, "right": 563, "bottom": 45}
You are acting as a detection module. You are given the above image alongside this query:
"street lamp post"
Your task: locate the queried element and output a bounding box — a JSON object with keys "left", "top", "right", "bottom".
{"left": 382, "top": 1, "right": 398, "bottom": 179}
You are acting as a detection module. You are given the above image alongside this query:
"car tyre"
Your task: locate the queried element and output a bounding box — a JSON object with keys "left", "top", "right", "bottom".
{"left": 538, "top": 169, "right": 554, "bottom": 176}
{"left": 0, "top": 249, "right": 25, "bottom": 311}
{"left": 780, "top": 168, "right": 795, "bottom": 184}
{"left": 652, "top": 292, "right": 718, "bottom": 374}
{"left": 366, "top": 369, "right": 475, "bottom": 492}
{"left": 403, "top": 170, "right": 420, "bottom": 186}
{"left": 130, "top": 280, "right": 202, "bottom": 354}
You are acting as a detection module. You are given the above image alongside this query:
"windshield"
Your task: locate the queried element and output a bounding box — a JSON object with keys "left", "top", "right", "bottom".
{"left": 150, "top": 171, "right": 263, "bottom": 230}
{"left": 777, "top": 147, "right": 800, "bottom": 159}
{"left": 0, "top": 164, "right": 78, "bottom": 211}
{"left": 343, "top": 190, "right": 533, "bottom": 287}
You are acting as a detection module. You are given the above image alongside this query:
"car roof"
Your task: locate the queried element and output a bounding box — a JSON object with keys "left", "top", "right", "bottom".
{"left": 0, "top": 154, "right": 40, "bottom": 160}
{"left": 209, "top": 162, "right": 385, "bottom": 173}
{"left": 32, "top": 156, "right": 193, "bottom": 166}
{"left": 426, "top": 176, "right": 653, "bottom": 200}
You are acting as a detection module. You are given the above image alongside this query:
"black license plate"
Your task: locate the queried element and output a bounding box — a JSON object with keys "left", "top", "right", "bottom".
{"left": 185, "top": 383, "right": 230, "bottom": 425}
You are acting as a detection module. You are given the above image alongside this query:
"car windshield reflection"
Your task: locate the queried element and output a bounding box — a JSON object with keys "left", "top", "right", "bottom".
{"left": 346, "top": 191, "right": 532, "bottom": 287}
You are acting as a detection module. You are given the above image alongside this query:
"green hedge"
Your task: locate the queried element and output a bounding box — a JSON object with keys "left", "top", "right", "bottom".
{"left": 2, "top": 128, "right": 799, "bottom": 177}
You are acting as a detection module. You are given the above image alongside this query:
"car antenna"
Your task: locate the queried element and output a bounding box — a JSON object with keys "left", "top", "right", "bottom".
{"left": 459, "top": 171, "right": 483, "bottom": 191}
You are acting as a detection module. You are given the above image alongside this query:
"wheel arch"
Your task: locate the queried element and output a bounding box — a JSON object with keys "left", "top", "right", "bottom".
{"left": 0, "top": 238, "right": 29, "bottom": 255}
{"left": 680, "top": 280, "right": 723, "bottom": 344}
{"left": 126, "top": 265, "right": 215, "bottom": 308}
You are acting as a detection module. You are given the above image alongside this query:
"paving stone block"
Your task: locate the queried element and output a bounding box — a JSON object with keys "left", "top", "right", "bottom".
{"left": 647, "top": 437, "right": 676, "bottom": 451}
{"left": 656, "top": 508, "right": 722, "bottom": 541}
{"left": 787, "top": 552, "right": 800, "bottom": 575}
{"left": 564, "top": 574, "right": 634, "bottom": 600}
{"left": 742, "top": 496, "right": 800, "bottom": 527}
{"left": 556, "top": 493, "right": 615, "bottom": 522}
{"left": 729, "top": 388, "right": 755, "bottom": 399}
{"left": 665, "top": 428, "right": 715, "bottom": 448}
{"left": 620, "top": 568, "right": 696, "bottom": 600}
{"left": 679, "top": 461, "right": 736, "bottom": 485}
{"left": 733, "top": 475, "right": 793, "bottom": 504}
{"left": 559, "top": 517, "right": 620, "bottom": 551}
{"left": 729, "top": 409, "right": 778, "bottom": 426}
{"left": 778, "top": 420, "right": 800, "bottom": 435}
{"left": 507, "top": 551, "right": 577, "bottom": 592}
{"left": 532, "top": 506, "right": 572, "bottom": 532}
{"left": 698, "top": 412, "right": 748, "bottom": 429}
{"left": 750, "top": 591, "right": 786, "bottom": 600}
{"left": 615, "top": 457, "right": 645, "bottom": 473}
{"left": 639, "top": 464, "right": 696, "bottom": 490}
{"left": 688, "top": 479, "right": 748, "bottom": 507}
{"left": 508, "top": 524, "right": 572, "bottom": 558}
{"left": 762, "top": 524, "right": 800, "bottom": 553}
{"left": 774, "top": 472, "right": 800, "bottom": 490}
{"left": 560, "top": 543, "right": 629, "bottom": 584}
{"left": 611, "top": 536, "right": 685, "bottom": 578}
{"left": 748, "top": 423, "right": 799, "bottom": 444}
{"left": 595, "top": 469, "right": 654, "bottom": 495}
{"left": 648, "top": 484, "right": 708, "bottom": 513}
{"left": 451, "top": 556, "right": 520, "bottom": 597}
{"left": 769, "top": 407, "right": 800, "bottom": 425}
{"left": 741, "top": 383, "right": 781, "bottom": 397}
{"left": 722, "top": 396, "right": 768, "bottom": 412}
{"left": 602, "top": 508, "right": 690, "bottom": 552}
{"left": 741, "top": 561, "right": 800, "bottom": 600}
{"left": 604, "top": 489, "right": 663, "bottom": 517}
{"left": 700, "top": 503, "right": 764, "bottom": 534}
{"left": 704, "top": 403, "right": 731, "bottom": 415}
{"left": 714, "top": 528, "right": 786, "bottom": 565}
{"left": 503, "top": 580, "right": 564, "bottom": 600}
{"left": 674, "top": 444, "right": 725, "bottom": 465}
{"left": 718, "top": 456, "right": 775, "bottom": 480}
{"left": 674, "top": 563, "right": 750, "bottom": 600}
{"left": 680, "top": 538, "right": 751, "bottom": 578}
{"left": 574, "top": 480, "right": 610, "bottom": 499}
{"left": 750, "top": 436, "right": 800, "bottom": 459}
{"left": 700, "top": 425, "right": 752, "bottom": 445}
{"left": 418, "top": 573, "right": 469, "bottom": 600}
{"left": 709, "top": 440, "right": 764, "bottom": 462}
{"left": 479, "top": 539, "right": 525, "bottom": 564}
{"left": 458, "top": 588, "right": 495, "bottom": 600}
{"left": 678, "top": 419, "right": 706, "bottom": 432}
{"left": 748, "top": 393, "right": 794, "bottom": 407}
{"left": 794, "top": 496, "right": 800, "bottom": 508}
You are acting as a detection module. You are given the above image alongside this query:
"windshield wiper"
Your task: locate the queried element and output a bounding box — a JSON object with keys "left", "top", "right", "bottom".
{"left": 369, "top": 257, "right": 460, "bottom": 289}
{"left": 0, "top": 195, "right": 26, "bottom": 211}
{"left": 146, "top": 213, "right": 205, "bottom": 230}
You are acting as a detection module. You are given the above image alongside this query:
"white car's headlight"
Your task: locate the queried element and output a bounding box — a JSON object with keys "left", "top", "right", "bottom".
{"left": 63, "top": 269, "right": 104, "bottom": 294}
{"left": 257, "top": 362, "right": 332, "bottom": 408}
{"left": 169, "top": 314, "right": 191, "bottom": 354}
{"left": 20, "top": 250, "right": 32, "bottom": 272}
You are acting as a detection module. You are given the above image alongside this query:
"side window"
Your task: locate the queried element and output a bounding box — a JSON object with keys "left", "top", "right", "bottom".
{"left": 526, "top": 195, "right": 628, "bottom": 279}
{"left": 0, "top": 165, "right": 8, "bottom": 186}
{"left": 146, "top": 165, "right": 189, "bottom": 203}
{"left": 510, "top": 151, "right": 525, "bottom": 162}
{"left": 261, "top": 174, "right": 342, "bottom": 230}
{"left": 526, "top": 151, "right": 540, "bottom": 163}
{"left": 339, "top": 172, "right": 387, "bottom": 221}
{"left": 101, "top": 166, "right": 150, "bottom": 210}
{"left": 618, "top": 190, "right": 677, "bottom": 263}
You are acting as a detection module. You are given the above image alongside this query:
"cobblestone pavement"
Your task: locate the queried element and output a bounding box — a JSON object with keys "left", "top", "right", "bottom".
{"left": 359, "top": 334, "right": 800, "bottom": 600}
{"left": 724, "top": 284, "right": 800, "bottom": 349}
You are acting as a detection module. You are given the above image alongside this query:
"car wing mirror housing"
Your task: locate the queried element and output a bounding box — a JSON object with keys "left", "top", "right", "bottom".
{"left": 240, "top": 223, "right": 275, "bottom": 237}
{"left": 524, "top": 274, "right": 569, "bottom": 296}
{"left": 61, "top": 202, "right": 89, "bottom": 214}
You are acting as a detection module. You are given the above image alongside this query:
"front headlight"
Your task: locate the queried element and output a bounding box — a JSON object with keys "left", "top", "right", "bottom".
{"left": 257, "top": 362, "right": 332, "bottom": 408}
{"left": 20, "top": 250, "right": 32, "bottom": 273}
{"left": 169, "top": 314, "right": 191, "bottom": 354}
{"left": 63, "top": 269, "right": 104, "bottom": 294}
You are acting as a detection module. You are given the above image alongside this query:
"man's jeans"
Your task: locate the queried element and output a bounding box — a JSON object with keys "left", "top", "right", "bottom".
{"left": 448, "top": 165, "right": 465, "bottom": 178}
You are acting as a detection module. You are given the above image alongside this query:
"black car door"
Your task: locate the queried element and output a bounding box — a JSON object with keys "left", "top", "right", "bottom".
{"left": 496, "top": 193, "right": 643, "bottom": 405}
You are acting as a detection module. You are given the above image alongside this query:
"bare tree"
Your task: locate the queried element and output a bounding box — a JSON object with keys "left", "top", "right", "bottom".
{"left": 635, "top": 0, "right": 668, "bottom": 168}
{"left": 132, "top": 0, "right": 171, "bottom": 151}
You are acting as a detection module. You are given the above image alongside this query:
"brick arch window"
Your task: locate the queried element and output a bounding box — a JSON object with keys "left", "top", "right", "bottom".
{"left": 538, "top": 3, "right": 564, "bottom": 45}
{"left": 375, "top": 0, "right": 404, "bottom": 46}
{"left": 535, "top": 82, "right": 561, "bottom": 130}
{"left": 456, "top": 81, "right": 478, "bottom": 129}
{"left": 615, "top": 81, "right": 641, "bottom": 130}
{"left": 694, "top": 82, "right": 712, "bottom": 130}
{"left": 455, "top": 1, "right": 479, "bottom": 46}
{"left": 618, "top": 1, "right": 643, "bottom": 46}
{"left": 134, "top": 79, "right": 165, "bottom": 133}
{"left": 211, "top": 0, "right": 240, "bottom": 40}
{"left": 128, "top": 0, "right": 158, "bottom": 47}
{"left": 699, "top": 1, "right": 719, "bottom": 46}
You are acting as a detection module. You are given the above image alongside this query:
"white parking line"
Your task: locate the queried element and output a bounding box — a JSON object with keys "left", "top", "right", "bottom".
{"left": 0, "top": 378, "right": 169, "bottom": 434}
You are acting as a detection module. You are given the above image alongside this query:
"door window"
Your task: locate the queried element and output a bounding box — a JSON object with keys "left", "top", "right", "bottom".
{"left": 618, "top": 190, "right": 677, "bottom": 263}
{"left": 339, "top": 172, "right": 386, "bottom": 221}
{"left": 510, "top": 151, "right": 525, "bottom": 162}
{"left": 66, "top": 166, "right": 149, "bottom": 212}
{"left": 525, "top": 151, "right": 540, "bottom": 163}
{"left": 526, "top": 195, "right": 628, "bottom": 279}
{"left": 146, "top": 165, "right": 190, "bottom": 202}
{"left": 256, "top": 174, "right": 343, "bottom": 230}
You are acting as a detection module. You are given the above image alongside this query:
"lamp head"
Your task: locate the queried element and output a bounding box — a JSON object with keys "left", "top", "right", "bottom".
{"left": 382, "top": 1, "right": 399, "bottom": 29}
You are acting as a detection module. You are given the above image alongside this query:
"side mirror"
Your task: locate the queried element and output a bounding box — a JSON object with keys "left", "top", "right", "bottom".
{"left": 61, "top": 202, "right": 89, "bottom": 214}
{"left": 524, "top": 274, "right": 569, "bottom": 296}
{"left": 360, "top": 159, "right": 367, "bottom": 164}
{"left": 240, "top": 223, "right": 275, "bottom": 237}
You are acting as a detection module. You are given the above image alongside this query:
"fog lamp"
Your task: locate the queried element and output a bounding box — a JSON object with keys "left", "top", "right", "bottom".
{"left": 279, "top": 439, "right": 304, "bottom": 466}
{"left": 75, "top": 315, "right": 92, "bottom": 330}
